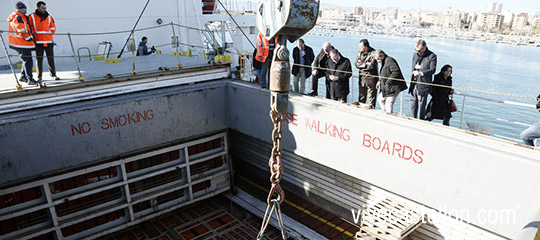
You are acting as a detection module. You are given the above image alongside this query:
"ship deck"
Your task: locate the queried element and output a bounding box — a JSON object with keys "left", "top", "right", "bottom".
{"left": 0, "top": 53, "right": 211, "bottom": 94}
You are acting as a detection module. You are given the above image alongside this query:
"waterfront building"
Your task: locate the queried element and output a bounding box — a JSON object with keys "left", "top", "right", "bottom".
{"left": 363, "top": 7, "right": 372, "bottom": 21}
{"left": 386, "top": 7, "right": 399, "bottom": 21}
{"left": 477, "top": 12, "right": 505, "bottom": 32}
{"left": 353, "top": 6, "right": 363, "bottom": 16}
{"left": 512, "top": 13, "right": 529, "bottom": 31}
{"left": 321, "top": 7, "right": 343, "bottom": 19}
{"left": 485, "top": 2, "right": 503, "bottom": 13}
{"left": 441, "top": 8, "right": 463, "bottom": 29}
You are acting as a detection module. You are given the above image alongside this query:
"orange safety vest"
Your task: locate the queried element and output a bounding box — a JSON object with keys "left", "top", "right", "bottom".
{"left": 29, "top": 12, "right": 56, "bottom": 45}
{"left": 255, "top": 32, "right": 277, "bottom": 63}
{"left": 7, "top": 10, "right": 35, "bottom": 49}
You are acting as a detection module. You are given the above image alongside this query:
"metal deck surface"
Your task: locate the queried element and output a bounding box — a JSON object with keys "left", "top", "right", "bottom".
{"left": 0, "top": 53, "right": 210, "bottom": 94}
{"left": 97, "top": 195, "right": 284, "bottom": 240}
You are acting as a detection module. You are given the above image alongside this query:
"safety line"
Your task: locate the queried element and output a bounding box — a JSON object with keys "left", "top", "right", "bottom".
{"left": 1, "top": 26, "right": 537, "bottom": 101}
{"left": 223, "top": 49, "right": 538, "bottom": 101}
{"left": 291, "top": 62, "right": 538, "bottom": 101}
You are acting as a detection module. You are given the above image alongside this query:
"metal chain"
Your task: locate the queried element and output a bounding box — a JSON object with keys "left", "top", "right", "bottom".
{"left": 268, "top": 108, "right": 285, "bottom": 204}
{"left": 257, "top": 108, "right": 287, "bottom": 240}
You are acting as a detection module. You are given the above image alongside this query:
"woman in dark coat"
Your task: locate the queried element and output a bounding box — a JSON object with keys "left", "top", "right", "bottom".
{"left": 426, "top": 64, "right": 454, "bottom": 125}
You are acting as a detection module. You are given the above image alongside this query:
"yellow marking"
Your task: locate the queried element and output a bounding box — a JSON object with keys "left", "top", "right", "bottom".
{"left": 535, "top": 223, "right": 540, "bottom": 240}
{"left": 237, "top": 175, "right": 356, "bottom": 237}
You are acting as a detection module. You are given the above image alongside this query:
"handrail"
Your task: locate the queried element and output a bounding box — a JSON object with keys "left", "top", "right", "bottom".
{"left": 454, "top": 92, "right": 536, "bottom": 108}
{"left": 77, "top": 47, "right": 91, "bottom": 62}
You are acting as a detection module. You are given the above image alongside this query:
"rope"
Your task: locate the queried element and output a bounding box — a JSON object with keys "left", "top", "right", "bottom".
{"left": 171, "top": 23, "right": 212, "bottom": 33}
{"left": 219, "top": 49, "right": 538, "bottom": 101}
{"left": 0, "top": 43, "right": 207, "bottom": 60}
{"left": 290, "top": 62, "right": 539, "bottom": 101}
{"left": 0, "top": 25, "right": 168, "bottom": 36}
{"left": 117, "top": 0, "right": 151, "bottom": 58}
{"left": 0, "top": 26, "right": 537, "bottom": 102}
{"left": 215, "top": 0, "right": 256, "bottom": 49}
{"left": 56, "top": 25, "right": 166, "bottom": 36}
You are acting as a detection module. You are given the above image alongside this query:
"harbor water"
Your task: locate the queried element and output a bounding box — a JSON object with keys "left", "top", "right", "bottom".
{"left": 301, "top": 33, "right": 540, "bottom": 142}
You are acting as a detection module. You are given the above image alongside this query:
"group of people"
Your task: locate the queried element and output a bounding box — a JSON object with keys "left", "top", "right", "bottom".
{"left": 7, "top": 1, "right": 59, "bottom": 85}
{"left": 254, "top": 36, "right": 540, "bottom": 147}
{"left": 253, "top": 36, "right": 456, "bottom": 126}
{"left": 7, "top": 1, "right": 159, "bottom": 86}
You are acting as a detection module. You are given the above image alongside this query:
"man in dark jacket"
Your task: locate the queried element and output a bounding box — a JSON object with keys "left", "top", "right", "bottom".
{"left": 292, "top": 38, "right": 315, "bottom": 93}
{"left": 326, "top": 49, "right": 351, "bottom": 102}
{"left": 355, "top": 39, "right": 378, "bottom": 109}
{"left": 409, "top": 39, "right": 437, "bottom": 119}
{"left": 137, "top": 36, "right": 156, "bottom": 56}
{"left": 310, "top": 42, "right": 333, "bottom": 98}
{"left": 374, "top": 49, "right": 407, "bottom": 113}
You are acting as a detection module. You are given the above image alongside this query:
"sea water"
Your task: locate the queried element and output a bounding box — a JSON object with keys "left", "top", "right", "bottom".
{"left": 299, "top": 33, "right": 540, "bottom": 142}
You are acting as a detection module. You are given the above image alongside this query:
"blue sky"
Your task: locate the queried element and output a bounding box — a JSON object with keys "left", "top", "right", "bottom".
{"left": 320, "top": 0, "right": 539, "bottom": 13}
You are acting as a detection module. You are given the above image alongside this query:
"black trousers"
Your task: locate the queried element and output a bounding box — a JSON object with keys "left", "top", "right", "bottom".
{"left": 35, "top": 44, "right": 56, "bottom": 78}
{"left": 14, "top": 48, "right": 33, "bottom": 80}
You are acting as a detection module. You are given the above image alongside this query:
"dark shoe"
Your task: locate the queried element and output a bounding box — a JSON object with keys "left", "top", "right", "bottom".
{"left": 27, "top": 78, "right": 38, "bottom": 85}
{"left": 308, "top": 91, "right": 317, "bottom": 96}
{"left": 37, "top": 77, "right": 42, "bottom": 82}
{"left": 52, "top": 76, "right": 60, "bottom": 80}
{"left": 19, "top": 76, "right": 28, "bottom": 83}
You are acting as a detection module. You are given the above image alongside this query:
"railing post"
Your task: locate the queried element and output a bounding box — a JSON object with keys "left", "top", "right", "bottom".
{"left": 67, "top": 33, "right": 84, "bottom": 81}
{"left": 130, "top": 31, "right": 137, "bottom": 74}
{"left": 171, "top": 22, "right": 182, "bottom": 68}
{"left": 460, "top": 95, "right": 466, "bottom": 129}
{"left": 0, "top": 31, "right": 23, "bottom": 90}
{"left": 400, "top": 92, "right": 404, "bottom": 115}
{"left": 351, "top": 76, "right": 355, "bottom": 103}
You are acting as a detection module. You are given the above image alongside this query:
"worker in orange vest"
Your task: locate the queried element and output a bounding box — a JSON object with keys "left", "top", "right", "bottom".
{"left": 29, "top": 1, "right": 59, "bottom": 81}
{"left": 7, "top": 1, "right": 38, "bottom": 85}
{"left": 255, "top": 32, "right": 277, "bottom": 88}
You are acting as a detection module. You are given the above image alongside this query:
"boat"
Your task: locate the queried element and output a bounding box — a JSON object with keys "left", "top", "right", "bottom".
{"left": 1, "top": 1, "right": 540, "bottom": 240}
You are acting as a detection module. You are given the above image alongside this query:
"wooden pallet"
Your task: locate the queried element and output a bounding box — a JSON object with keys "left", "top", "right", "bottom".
{"left": 355, "top": 198, "right": 424, "bottom": 240}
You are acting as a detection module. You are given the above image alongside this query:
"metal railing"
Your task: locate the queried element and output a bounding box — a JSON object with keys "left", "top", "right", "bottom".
{"left": 0, "top": 22, "right": 222, "bottom": 91}
{"left": 279, "top": 74, "right": 536, "bottom": 143}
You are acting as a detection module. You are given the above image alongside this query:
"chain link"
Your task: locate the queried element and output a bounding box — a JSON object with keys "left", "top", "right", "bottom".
{"left": 267, "top": 109, "right": 286, "bottom": 204}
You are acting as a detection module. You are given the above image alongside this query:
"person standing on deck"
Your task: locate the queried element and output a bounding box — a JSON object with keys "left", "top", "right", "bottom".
{"left": 29, "top": 1, "right": 60, "bottom": 81}
{"left": 255, "top": 32, "right": 276, "bottom": 89}
{"left": 355, "top": 39, "right": 378, "bottom": 109}
{"left": 7, "top": 1, "right": 37, "bottom": 85}
{"left": 409, "top": 39, "right": 437, "bottom": 120}
{"left": 326, "top": 49, "right": 351, "bottom": 103}
{"left": 137, "top": 36, "right": 156, "bottom": 56}
{"left": 252, "top": 48, "right": 262, "bottom": 83}
{"left": 375, "top": 49, "right": 408, "bottom": 113}
{"left": 520, "top": 94, "right": 540, "bottom": 147}
{"left": 425, "top": 65, "right": 454, "bottom": 126}
{"left": 291, "top": 38, "right": 314, "bottom": 94}
{"left": 310, "top": 42, "right": 334, "bottom": 98}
